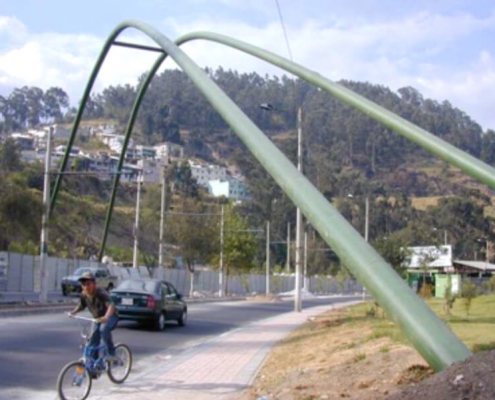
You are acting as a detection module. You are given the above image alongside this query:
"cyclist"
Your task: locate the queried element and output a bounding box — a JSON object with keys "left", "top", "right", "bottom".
{"left": 68, "top": 271, "right": 119, "bottom": 362}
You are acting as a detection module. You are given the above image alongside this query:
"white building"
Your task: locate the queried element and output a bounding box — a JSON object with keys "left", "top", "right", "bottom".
{"left": 135, "top": 145, "right": 156, "bottom": 160}
{"left": 208, "top": 178, "right": 249, "bottom": 200}
{"left": 154, "top": 142, "right": 184, "bottom": 161}
{"left": 11, "top": 133, "right": 35, "bottom": 150}
{"left": 136, "top": 158, "right": 169, "bottom": 184}
{"left": 189, "top": 160, "right": 227, "bottom": 188}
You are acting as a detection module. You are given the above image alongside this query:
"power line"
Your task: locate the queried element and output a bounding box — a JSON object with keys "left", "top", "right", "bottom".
{"left": 275, "top": 0, "right": 294, "bottom": 62}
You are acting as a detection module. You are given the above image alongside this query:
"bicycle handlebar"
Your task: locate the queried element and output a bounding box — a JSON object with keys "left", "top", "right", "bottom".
{"left": 67, "top": 313, "right": 98, "bottom": 323}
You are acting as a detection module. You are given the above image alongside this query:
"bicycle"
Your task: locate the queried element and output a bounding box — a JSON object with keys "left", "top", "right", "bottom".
{"left": 57, "top": 314, "right": 132, "bottom": 400}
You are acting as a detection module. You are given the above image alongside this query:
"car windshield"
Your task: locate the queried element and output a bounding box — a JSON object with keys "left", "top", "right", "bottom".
{"left": 73, "top": 268, "right": 91, "bottom": 276}
{"left": 117, "top": 280, "right": 157, "bottom": 294}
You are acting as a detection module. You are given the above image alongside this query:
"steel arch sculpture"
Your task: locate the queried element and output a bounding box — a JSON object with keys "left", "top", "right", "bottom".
{"left": 50, "top": 20, "right": 490, "bottom": 371}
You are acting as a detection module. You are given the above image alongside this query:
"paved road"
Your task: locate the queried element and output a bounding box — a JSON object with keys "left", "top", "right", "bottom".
{"left": 0, "top": 296, "right": 359, "bottom": 398}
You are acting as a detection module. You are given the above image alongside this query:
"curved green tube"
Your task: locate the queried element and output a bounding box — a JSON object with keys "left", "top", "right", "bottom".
{"left": 50, "top": 25, "right": 130, "bottom": 214}
{"left": 56, "top": 19, "right": 472, "bottom": 371}
{"left": 177, "top": 31, "right": 495, "bottom": 192}
{"left": 98, "top": 52, "right": 167, "bottom": 261}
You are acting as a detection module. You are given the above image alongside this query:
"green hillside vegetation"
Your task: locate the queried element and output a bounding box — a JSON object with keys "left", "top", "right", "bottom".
{"left": 1, "top": 69, "right": 495, "bottom": 275}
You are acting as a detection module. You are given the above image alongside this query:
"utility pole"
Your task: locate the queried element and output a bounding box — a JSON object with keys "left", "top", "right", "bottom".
{"left": 157, "top": 169, "right": 166, "bottom": 279}
{"left": 303, "top": 230, "right": 308, "bottom": 290}
{"left": 39, "top": 126, "right": 53, "bottom": 303}
{"left": 295, "top": 106, "right": 303, "bottom": 312}
{"left": 132, "top": 171, "right": 142, "bottom": 269}
{"left": 266, "top": 220, "right": 270, "bottom": 295}
{"left": 364, "top": 196, "right": 369, "bottom": 243}
{"left": 286, "top": 222, "right": 291, "bottom": 273}
{"left": 219, "top": 205, "right": 225, "bottom": 297}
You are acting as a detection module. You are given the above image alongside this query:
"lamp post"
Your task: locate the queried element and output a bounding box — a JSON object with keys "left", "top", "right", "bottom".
{"left": 303, "top": 230, "right": 308, "bottom": 290}
{"left": 260, "top": 102, "right": 303, "bottom": 312}
{"left": 286, "top": 222, "right": 291, "bottom": 273}
{"left": 294, "top": 107, "right": 303, "bottom": 312}
{"left": 39, "top": 126, "right": 54, "bottom": 303}
{"left": 348, "top": 193, "right": 370, "bottom": 243}
{"left": 132, "top": 170, "right": 143, "bottom": 269}
{"left": 348, "top": 193, "right": 369, "bottom": 300}
{"left": 157, "top": 168, "right": 167, "bottom": 280}
{"left": 266, "top": 220, "right": 270, "bottom": 295}
{"left": 219, "top": 205, "right": 225, "bottom": 297}
{"left": 477, "top": 237, "right": 489, "bottom": 263}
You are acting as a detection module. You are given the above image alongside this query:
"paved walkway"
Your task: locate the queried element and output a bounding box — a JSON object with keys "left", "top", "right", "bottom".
{"left": 93, "top": 299, "right": 360, "bottom": 400}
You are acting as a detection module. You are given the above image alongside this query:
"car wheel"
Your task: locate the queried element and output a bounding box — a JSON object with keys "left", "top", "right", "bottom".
{"left": 154, "top": 313, "right": 166, "bottom": 331}
{"left": 177, "top": 309, "right": 187, "bottom": 326}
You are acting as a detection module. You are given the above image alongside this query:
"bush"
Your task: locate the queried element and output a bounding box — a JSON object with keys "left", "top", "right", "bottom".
{"left": 419, "top": 283, "right": 433, "bottom": 299}
{"left": 461, "top": 279, "right": 478, "bottom": 318}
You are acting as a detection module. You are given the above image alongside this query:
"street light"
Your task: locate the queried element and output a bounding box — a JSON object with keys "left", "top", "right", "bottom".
{"left": 132, "top": 170, "right": 143, "bottom": 269}
{"left": 477, "top": 237, "right": 489, "bottom": 263}
{"left": 347, "top": 193, "right": 369, "bottom": 243}
{"left": 39, "top": 126, "right": 54, "bottom": 303}
{"left": 348, "top": 193, "right": 369, "bottom": 300}
{"left": 260, "top": 102, "right": 303, "bottom": 312}
{"left": 157, "top": 166, "right": 168, "bottom": 280}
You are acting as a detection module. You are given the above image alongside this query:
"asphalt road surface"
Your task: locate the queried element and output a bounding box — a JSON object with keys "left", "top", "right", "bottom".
{"left": 0, "top": 296, "right": 359, "bottom": 399}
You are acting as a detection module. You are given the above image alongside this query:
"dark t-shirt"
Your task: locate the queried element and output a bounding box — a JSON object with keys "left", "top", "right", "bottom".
{"left": 72, "top": 288, "right": 116, "bottom": 319}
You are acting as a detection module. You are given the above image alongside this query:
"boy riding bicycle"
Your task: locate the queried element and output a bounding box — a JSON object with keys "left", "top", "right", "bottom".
{"left": 68, "top": 272, "right": 119, "bottom": 362}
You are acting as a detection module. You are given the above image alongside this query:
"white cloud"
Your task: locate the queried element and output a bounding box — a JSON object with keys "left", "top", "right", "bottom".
{"left": 0, "top": 11, "right": 495, "bottom": 130}
{"left": 0, "top": 19, "right": 159, "bottom": 101}
{"left": 417, "top": 50, "right": 495, "bottom": 129}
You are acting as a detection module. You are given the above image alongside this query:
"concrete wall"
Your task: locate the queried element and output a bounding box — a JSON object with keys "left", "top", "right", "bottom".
{"left": 0, "top": 251, "right": 362, "bottom": 296}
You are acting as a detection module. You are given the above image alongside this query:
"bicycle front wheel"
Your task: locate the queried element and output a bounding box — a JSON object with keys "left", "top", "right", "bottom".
{"left": 57, "top": 360, "right": 92, "bottom": 400}
{"left": 107, "top": 343, "right": 132, "bottom": 384}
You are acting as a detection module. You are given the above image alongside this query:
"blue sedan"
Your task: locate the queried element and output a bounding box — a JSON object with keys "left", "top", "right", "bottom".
{"left": 110, "top": 278, "right": 187, "bottom": 331}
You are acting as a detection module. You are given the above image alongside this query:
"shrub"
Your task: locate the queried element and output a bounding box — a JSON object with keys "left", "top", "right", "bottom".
{"left": 461, "top": 279, "right": 477, "bottom": 318}
{"left": 419, "top": 283, "right": 433, "bottom": 299}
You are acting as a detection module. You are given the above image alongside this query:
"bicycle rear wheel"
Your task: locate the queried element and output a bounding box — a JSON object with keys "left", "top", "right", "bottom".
{"left": 57, "top": 360, "right": 92, "bottom": 400}
{"left": 107, "top": 343, "right": 132, "bottom": 384}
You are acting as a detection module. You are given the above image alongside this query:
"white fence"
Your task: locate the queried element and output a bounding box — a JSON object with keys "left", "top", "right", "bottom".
{"left": 0, "top": 251, "right": 362, "bottom": 296}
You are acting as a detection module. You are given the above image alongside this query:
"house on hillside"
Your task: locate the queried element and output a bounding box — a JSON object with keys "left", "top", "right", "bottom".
{"left": 154, "top": 142, "right": 184, "bottom": 161}
{"left": 189, "top": 160, "right": 227, "bottom": 188}
{"left": 207, "top": 177, "right": 250, "bottom": 200}
{"left": 404, "top": 245, "right": 495, "bottom": 297}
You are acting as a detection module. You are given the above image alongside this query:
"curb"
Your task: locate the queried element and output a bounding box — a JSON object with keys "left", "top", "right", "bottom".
{"left": 0, "top": 296, "right": 247, "bottom": 317}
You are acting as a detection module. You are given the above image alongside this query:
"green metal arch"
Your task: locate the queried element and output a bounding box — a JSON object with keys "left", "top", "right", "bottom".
{"left": 51, "top": 19, "right": 473, "bottom": 371}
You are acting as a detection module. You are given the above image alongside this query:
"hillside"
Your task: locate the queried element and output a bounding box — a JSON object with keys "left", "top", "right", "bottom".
{"left": 1, "top": 70, "right": 495, "bottom": 271}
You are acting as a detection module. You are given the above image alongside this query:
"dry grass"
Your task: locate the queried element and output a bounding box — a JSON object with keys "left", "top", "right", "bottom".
{"left": 411, "top": 196, "right": 443, "bottom": 210}
{"left": 237, "top": 295, "right": 495, "bottom": 400}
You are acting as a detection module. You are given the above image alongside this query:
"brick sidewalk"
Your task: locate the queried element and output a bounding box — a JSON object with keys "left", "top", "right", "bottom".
{"left": 93, "top": 300, "right": 360, "bottom": 400}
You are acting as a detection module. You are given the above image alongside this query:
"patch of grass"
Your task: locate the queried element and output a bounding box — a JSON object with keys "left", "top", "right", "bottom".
{"left": 367, "top": 330, "right": 388, "bottom": 341}
{"left": 396, "top": 365, "right": 433, "bottom": 385}
{"left": 425, "top": 294, "right": 495, "bottom": 350}
{"left": 472, "top": 342, "right": 495, "bottom": 353}
{"left": 342, "top": 342, "right": 357, "bottom": 350}
{"left": 379, "top": 346, "right": 390, "bottom": 353}
{"left": 411, "top": 196, "right": 443, "bottom": 211}
{"left": 353, "top": 353, "right": 366, "bottom": 363}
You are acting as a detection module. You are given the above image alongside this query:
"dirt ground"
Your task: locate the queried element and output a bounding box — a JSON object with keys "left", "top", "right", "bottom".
{"left": 233, "top": 304, "right": 495, "bottom": 400}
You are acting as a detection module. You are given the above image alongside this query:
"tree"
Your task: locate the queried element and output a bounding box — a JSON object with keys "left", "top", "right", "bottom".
{"left": 8, "top": 88, "right": 29, "bottom": 130}
{"left": 170, "top": 199, "right": 217, "bottom": 295}
{"left": 43, "top": 87, "right": 69, "bottom": 122}
{"left": 25, "top": 86, "right": 44, "bottom": 127}
{"left": 372, "top": 235, "right": 410, "bottom": 278}
{"left": 214, "top": 203, "right": 258, "bottom": 292}
{"left": 171, "top": 162, "right": 199, "bottom": 198}
{"left": 0, "top": 139, "right": 23, "bottom": 173}
{"left": 0, "top": 176, "right": 41, "bottom": 251}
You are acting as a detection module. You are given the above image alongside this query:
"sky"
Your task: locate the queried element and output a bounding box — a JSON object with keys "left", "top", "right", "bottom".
{"left": 1, "top": 0, "right": 495, "bottom": 130}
